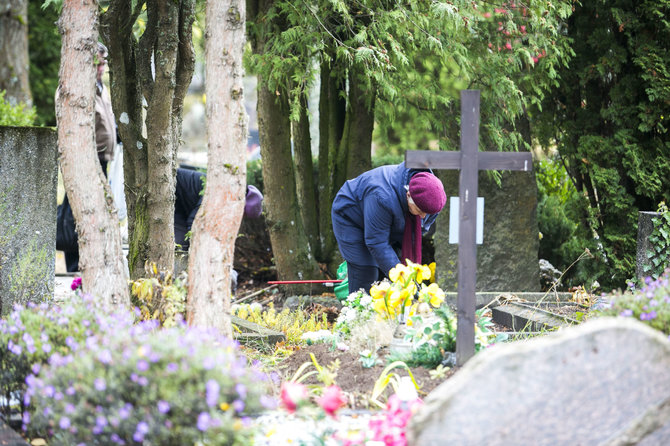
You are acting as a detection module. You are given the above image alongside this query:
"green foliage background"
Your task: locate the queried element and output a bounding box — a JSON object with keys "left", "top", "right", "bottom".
{"left": 534, "top": 1, "right": 670, "bottom": 289}
{"left": 28, "top": 1, "right": 60, "bottom": 127}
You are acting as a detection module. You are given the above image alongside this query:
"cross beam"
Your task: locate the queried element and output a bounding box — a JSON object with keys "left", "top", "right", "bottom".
{"left": 405, "top": 90, "right": 533, "bottom": 365}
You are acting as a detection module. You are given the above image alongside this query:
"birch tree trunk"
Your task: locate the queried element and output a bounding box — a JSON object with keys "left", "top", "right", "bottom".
{"left": 186, "top": 0, "right": 246, "bottom": 335}
{"left": 0, "top": 0, "right": 32, "bottom": 107}
{"left": 56, "top": 0, "right": 129, "bottom": 307}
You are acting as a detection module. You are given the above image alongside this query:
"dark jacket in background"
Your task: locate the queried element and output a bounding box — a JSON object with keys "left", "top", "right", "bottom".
{"left": 174, "top": 167, "right": 263, "bottom": 249}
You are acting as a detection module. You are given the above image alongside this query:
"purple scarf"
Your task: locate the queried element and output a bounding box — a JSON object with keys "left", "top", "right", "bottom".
{"left": 400, "top": 214, "right": 422, "bottom": 265}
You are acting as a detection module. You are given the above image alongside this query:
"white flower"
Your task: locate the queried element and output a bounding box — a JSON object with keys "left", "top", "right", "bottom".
{"left": 249, "top": 302, "right": 262, "bottom": 312}
{"left": 360, "top": 294, "right": 372, "bottom": 307}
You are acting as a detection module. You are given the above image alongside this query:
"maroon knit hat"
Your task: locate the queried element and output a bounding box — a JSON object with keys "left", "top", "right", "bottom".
{"left": 408, "top": 172, "right": 446, "bottom": 214}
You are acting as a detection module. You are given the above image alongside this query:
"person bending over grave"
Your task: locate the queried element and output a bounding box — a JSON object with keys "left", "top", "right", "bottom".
{"left": 175, "top": 167, "right": 263, "bottom": 291}
{"left": 331, "top": 163, "right": 446, "bottom": 295}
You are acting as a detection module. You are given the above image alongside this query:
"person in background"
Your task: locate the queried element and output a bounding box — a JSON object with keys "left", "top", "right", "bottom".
{"left": 174, "top": 167, "right": 263, "bottom": 250}
{"left": 57, "top": 42, "right": 117, "bottom": 272}
{"left": 331, "top": 162, "right": 446, "bottom": 294}
{"left": 174, "top": 167, "right": 264, "bottom": 292}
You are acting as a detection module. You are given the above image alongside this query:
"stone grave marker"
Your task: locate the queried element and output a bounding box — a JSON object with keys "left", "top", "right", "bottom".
{"left": 406, "top": 90, "right": 534, "bottom": 364}
{"left": 636, "top": 210, "right": 662, "bottom": 279}
{"left": 407, "top": 318, "right": 670, "bottom": 446}
{"left": 0, "top": 126, "right": 58, "bottom": 315}
{"left": 433, "top": 169, "right": 540, "bottom": 294}
{"left": 0, "top": 420, "right": 29, "bottom": 446}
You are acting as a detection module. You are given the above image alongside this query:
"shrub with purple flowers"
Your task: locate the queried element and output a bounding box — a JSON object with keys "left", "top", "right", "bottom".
{"left": 26, "top": 319, "right": 276, "bottom": 445}
{"left": 0, "top": 294, "right": 114, "bottom": 423}
{"left": 594, "top": 268, "right": 670, "bottom": 335}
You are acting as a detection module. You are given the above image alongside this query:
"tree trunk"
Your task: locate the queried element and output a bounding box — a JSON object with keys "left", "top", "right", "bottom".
{"left": 57, "top": 0, "right": 129, "bottom": 307}
{"left": 186, "top": 0, "right": 246, "bottom": 336}
{"left": 101, "top": 0, "right": 194, "bottom": 278}
{"left": 292, "top": 92, "right": 320, "bottom": 260}
{"left": 250, "top": 0, "right": 322, "bottom": 289}
{"left": 257, "top": 81, "right": 322, "bottom": 288}
{"left": 0, "top": 0, "right": 32, "bottom": 107}
{"left": 345, "top": 68, "right": 375, "bottom": 180}
{"left": 317, "top": 59, "right": 345, "bottom": 269}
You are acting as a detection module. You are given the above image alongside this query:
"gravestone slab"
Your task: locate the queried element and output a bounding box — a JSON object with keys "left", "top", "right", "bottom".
{"left": 0, "top": 420, "right": 29, "bottom": 445}
{"left": 408, "top": 318, "right": 670, "bottom": 446}
{"left": 434, "top": 169, "right": 540, "bottom": 295}
{"left": 0, "top": 126, "right": 58, "bottom": 315}
{"left": 636, "top": 211, "right": 660, "bottom": 279}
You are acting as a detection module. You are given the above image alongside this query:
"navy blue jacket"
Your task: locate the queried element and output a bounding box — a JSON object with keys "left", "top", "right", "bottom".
{"left": 174, "top": 168, "right": 264, "bottom": 249}
{"left": 331, "top": 162, "right": 439, "bottom": 274}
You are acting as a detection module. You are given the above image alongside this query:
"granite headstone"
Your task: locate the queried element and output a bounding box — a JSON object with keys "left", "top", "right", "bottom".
{"left": 0, "top": 126, "right": 58, "bottom": 315}
{"left": 434, "top": 169, "right": 540, "bottom": 295}
{"left": 408, "top": 318, "right": 670, "bottom": 446}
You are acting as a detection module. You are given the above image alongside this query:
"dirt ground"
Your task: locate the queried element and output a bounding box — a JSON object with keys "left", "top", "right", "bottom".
{"left": 268, "top": 342, "right": 457, "bottom": 409}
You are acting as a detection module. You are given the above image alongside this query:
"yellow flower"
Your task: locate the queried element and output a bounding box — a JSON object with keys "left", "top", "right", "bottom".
{"left": 418, "top": 283, "right": 445, "bottom": 308}
{"left": 428, "top": 262, "right": 436, "bottom": 283}
{"left": 389, "top": 263, "right": 411, "bottom": 284}
{"left": 370, "top": 280, "right": 391, "bottom": 300}
{"left": 220, "top": 402, "right": 230, "bottom": 411}
{"left": 372, "top": 296, "right": 389, "bottom": 316}
{"left": 413, "top": 262, "right": 432, "bottom": 283}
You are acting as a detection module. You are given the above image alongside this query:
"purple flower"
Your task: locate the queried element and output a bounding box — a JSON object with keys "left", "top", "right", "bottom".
{"left": 65, "top": 403, "right": 75, "bottom": 414}
{"left": 42, "top": 343, "right": 52, "bottom": 353}
{"left": 118, "top": 403, "right": 132, "bottom": 419}
{"left": 235, "top": 383, "right": 247, "bottom": 399}
{"left": 157, "top": 400, "right": 170, "bottom": 414}
{"left": 22, "top": 411, "right": 30, "bottom": 425}
{"left": 59, "top": 416, "right": 71, "bottom": 429}
{"left": 94, "top": 378, "right": 106, "bottom": 391}
{"left": 98, "top": 350, "right": 113, "bottom": 364}
{"left": 133, "top": 420, "right": 149, "bottom": 442}
{"left": 70, "top": 277, "right": 82, "bottom": 291}
{"left": 196, "top": 412, "right": 210, "bottom": 431}
{"left": 166, "top": 362, "right": 178, "bottom": 373}
{"left": 619, "top": 309, "right": 633, "bottom": 317}
{"left": 8, "top": 340, "right": 22, "bottom": 355}
{"left": 640, "top": 311, "right": 658, "bottom": 321}
{"left": 22, "top": 332, "right": 34, "bottom": 346}
{"left": 137, "top": 376, "right": 149, "bottom": 386}
{"left": 31, "top": 363, "right": 41, "bottom": 375}
{"left": 260, "top": 394, "right": 278, "bottom": 409}
{"left": 232, "top": 399, "right": 245, "bottom": 412}
{"left": 205, "top": 379, "right": 220, "bottom": 407}
{"left": 136, "top": 359, "right": 149, "bottom": 372}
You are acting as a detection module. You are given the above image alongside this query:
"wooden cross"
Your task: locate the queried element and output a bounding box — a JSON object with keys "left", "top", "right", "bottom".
{"left": 405, "top": 90, "right": 533, "bottom": 365}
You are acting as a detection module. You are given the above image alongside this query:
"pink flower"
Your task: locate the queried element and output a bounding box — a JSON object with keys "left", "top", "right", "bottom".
{"left": 483, "top": 12, "right": 491, "bottom": 18}
{"left": 505, "top": 42, "right": 512, "bottom": 50}
{"left": 520, "top": 25, "right": 526, "bottom": 33}
{"left": 70, "top": 277, "right": 82, "bottom": 291}
{"left": 280, "top": 382, "right": 308, "bottom": 414}
{"left": 317, "top": 385, "right": 347, "bottom": 418}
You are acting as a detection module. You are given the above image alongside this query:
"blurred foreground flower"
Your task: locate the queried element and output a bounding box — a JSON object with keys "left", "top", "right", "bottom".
{"left": 317, "top": 385, "right": 347, "bottom": 418}
{"left": 280, "top": 381, "right": 309, "bottom": 414}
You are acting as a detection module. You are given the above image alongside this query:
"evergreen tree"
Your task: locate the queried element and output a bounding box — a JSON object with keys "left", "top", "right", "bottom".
{"left": 535, "top": 0, "right": 670, "bottom": 289}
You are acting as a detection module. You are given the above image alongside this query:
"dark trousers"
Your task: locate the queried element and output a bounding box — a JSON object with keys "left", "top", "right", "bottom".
{"left": 347, "top": 262, "right": 385, "bottom": 294}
